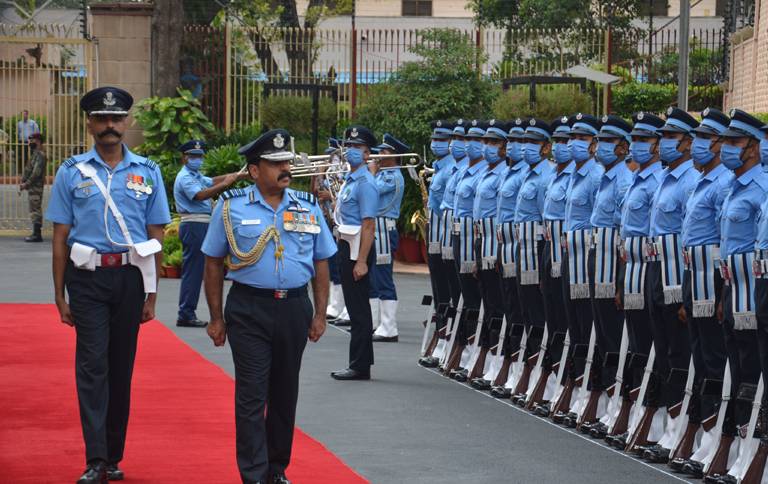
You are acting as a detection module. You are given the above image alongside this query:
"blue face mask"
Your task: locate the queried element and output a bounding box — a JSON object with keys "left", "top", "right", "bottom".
{"left": 595, "top": 141, "right": 619, "bottom": 165}
{"left": 522, "top": 143, "right": 542, "bottom": 165}
{"left": 450, "top": 139, "right": 466, "bottom": 159}
{"left": 659, "top": 137, "right": 683, "bottom": 163}
{"left": 691, "top": 136, "right": 715, "bottom": 167}
{"left": 484, "top": 144, "right": 501, "bottom": 164}
{"left": 630, "top": 141, "right": 655, "bottom": 165}
{"left": 187, "top": 157, "right": 203, "bottom": 171}
{"left": 430, "top": 140, "right": 449, "bottom": 158}
{"left": 552, "top": 142, "right": 571, "bottom": 164}
{"left": 467, "top": 140, "right": 485, "bottom": 160}
{"left": 720, "top": 143, "right": 745, "bottom": 170}
{"left": 346, "top": 147, "right": 365, "bottom": 168}
{"left": 569, "top": 138, "right": 592, "bottom": 163}
{"left": 760, "top": 139, "right": 768, "bottom": 166}
{"left": 507, "top": 141, "right": 522, "bottom": 163}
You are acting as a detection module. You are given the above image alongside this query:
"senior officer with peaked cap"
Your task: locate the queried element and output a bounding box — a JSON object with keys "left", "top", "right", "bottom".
{"left": 202, "top": 129, "right": 336, "bottom": 484}
{"left": 46, "top": 86, "right": 172, "bottom": 484}
{"left": 331, "top": 126, "right": 380, "bottom": 380}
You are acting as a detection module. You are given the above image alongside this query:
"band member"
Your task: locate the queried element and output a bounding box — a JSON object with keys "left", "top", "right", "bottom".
{"left": 45, "top": 86, "right": 171, "bottom": 483}
{"left": 173, "top": 139, "right": 243, "bottom": 328}
{"left": 202, "top": 129, "right": 336, "bottom": 483}
{"left": 370, "top": 134, "right": 409, "bottom": 342}
{"left": 331, "top": 126, "right": 379, "bottom": 381}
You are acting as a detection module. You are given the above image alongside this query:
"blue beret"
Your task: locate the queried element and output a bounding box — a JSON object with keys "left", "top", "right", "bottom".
{"left": 80, "top": 86, "right": 133, "bottom": 115}
{"left": 239, "top": 129, "right": 294, "bottom": 163}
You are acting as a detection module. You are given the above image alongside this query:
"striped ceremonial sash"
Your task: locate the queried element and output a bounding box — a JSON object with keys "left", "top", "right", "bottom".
{"left": 566, "top": 228, "right": 591, "bottom": 299}
{"left": 688, "top": 244, "right": 719, "bottom": 318}
{"left": 441, "top": 209, "right": 455, "bottom": 260}
{"left": 518, "top": 221, "right": 542, "bottom": 285}
{"left": 427, "top": 209, "right": 443, "bottom": 255}
{"left": 623, "top": 236, "right": 648, "bottom": 310}
{"left": 547, "top": 220, "right": 565, "bottom": 278}
{"left": 728, "top": 252, "right": 757, "bottom": 330}
{"left": 497, "top": 222, "right": 517, "bottom": 278}
{"left": 593, "top": 227, "right": 619, "bottom": 299}
{"left": 373, "top": 216, "right": 395, "bottom": 265}
{"left": 478, "top": 216, "right": 498, "bottom": 270}
{"left": 457, "top": 216, "right": 476, "bottom": 274}
{"left": 658, "top": 233, "right": 685, "bottom": 305}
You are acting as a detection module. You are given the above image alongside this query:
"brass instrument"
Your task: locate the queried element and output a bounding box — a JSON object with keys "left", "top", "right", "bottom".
{"left": 409, "top": 166, "right": 431, "bottom": 243}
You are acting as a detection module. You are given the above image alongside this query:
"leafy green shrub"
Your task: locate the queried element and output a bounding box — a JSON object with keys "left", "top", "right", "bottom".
{"left": 689, "top": 85, "right": 724, "bottom": 112}
{"left": 203, "top": 144, "right": 243, "bottom": 177}
{"left": 492, "top": 85, "right": 593, "bottom": 120}
{"left": 754, "top": 113, "right": 768, "bottom": 124}
{"left": 612, "top": 82, "right": 677, "bottom": 117}
{"left": 208, "top": 123, "right": 263, "bottom": 149}
{"left": 261, "top": 95, "right": 337, "bottom": 138}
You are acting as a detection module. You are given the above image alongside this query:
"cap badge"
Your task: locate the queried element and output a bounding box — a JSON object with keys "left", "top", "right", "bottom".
{"left": 350, "top": 128, "right": 359, "bottom": 138}
{"left": 576, "top": 113, "right": 583, "bottom": 120}
{"left": 730, "top": 108, "right": 737, "bottom": 117}
{"left": 515, "top": 118, "right": 522, "bottom": 125}
{"left": 194, "top": 141, "right": 201, "bottom": 150}
{"left": 602, "top": 115, "right": 609, "bottom": 122}
{"left": 472, "top": 120, "right": 478, "bottom": 126}
{"left": 529, "top": 119, "right": 536, "bottom": 126}
{"left": 561, "top": 116, "right": 568, "bottom": 123}
{"left": 103, "top": 91, "right": 116, "bottom": 107}
{"left": 667, "top": 106, "right": 674, "bottom": 116}
{"left": 457, "top": 118, "right": 463, "bottom": 124}
{"left": 637, "top": 112, "right": 645, "bottom": 120}
{"left": 273, "top": 133, "right": 285, "bottom": 148}
{"left": 703, "top": 108, "right": 710, "bottom": 117}
{"left": 436, "top": 120, "right": 442, "bottom": 127}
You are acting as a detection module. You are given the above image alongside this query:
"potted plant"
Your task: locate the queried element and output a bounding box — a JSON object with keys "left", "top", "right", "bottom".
{"left": 161, "top": 229, "right": 182, "bottom": 278}
{"left": 163, "top": 250, "right": 183, "bottom": 279}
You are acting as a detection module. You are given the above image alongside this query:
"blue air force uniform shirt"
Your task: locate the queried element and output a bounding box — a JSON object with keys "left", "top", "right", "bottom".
{"left": 375, "top": 167, "right": 404, "bottom": 219}
{"left": 591, "top": 161, "right": 633, "bottom": 229}
{"left": 543, "top": 162, "right": 575, "bottom": 221}
{"left": 496, "top": 162, "right": 529, "bottom": 223}
{"left": 721, "top": 165, "right": 768, "bottom": 256}
{"left": 45, "top": 146, "right": 172, "bottom": 253}
{"left": 473, "top": 161, "right": 507, "bottom": 220}
{"left": 620, "top": 162, "right": 664, "bottom": 238}
{"left": 564, "top": 158, "right": 603, "bottom": 231}
{"left": 453, "top": 159, "right": 488, "bottom": 219}
{"left": 440, "top": 158, "right": 469, "bottom": 212}
{"left": 515, "top": 161, "right": 555, "bottom": 223}
{"left": 201, "top": 186, "right": 337, "bottom": 289}
{"left": 649, "top": 159, "right": 698, "bottom": 236}
{"left": 428, "top": 154, "right": 455, "bottom": 211}
{"left": 173, "top": 165, "right": 214, "bottom": 214}
{"left": 682, "top": 164, "right": 733, "bottom": 247}
{"left": 337, "top": 166, "right": 379, "bottom": 225}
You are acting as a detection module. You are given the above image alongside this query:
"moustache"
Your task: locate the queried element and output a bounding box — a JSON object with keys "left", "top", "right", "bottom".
{"left": 97, "top": 129, "right": 121, "bottom": 138}
{"left": 278, "top": 172, "right": 292, "bottom": 181}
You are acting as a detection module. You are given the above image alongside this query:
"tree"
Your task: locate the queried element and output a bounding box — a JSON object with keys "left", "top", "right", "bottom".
{"left": 152, "top": 0, "right": 184, "bottom": 97}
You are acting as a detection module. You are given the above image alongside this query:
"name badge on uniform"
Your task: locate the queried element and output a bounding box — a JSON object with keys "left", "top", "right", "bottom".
{"left": 241, "top": 219, "right": 261, "bottom": 225}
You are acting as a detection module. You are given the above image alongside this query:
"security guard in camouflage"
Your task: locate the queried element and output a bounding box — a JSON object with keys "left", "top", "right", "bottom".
{"left": 20, "top": 131, "right": 47, "bottom": 242}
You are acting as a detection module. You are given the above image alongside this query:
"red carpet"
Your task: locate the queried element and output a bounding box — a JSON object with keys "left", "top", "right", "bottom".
{"left": 0, "top": 304, "right": 367, "bottom": 483}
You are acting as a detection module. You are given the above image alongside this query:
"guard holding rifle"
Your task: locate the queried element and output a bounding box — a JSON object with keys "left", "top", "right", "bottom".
{"left": 202, "top": 129, "right": 336, "bottom": 484}
{"left": 330, "top": 126, "right": 380, "bottom": 381}
{"left": 370, "top": 133, "right": 408, "bottom": 342}
{"left": 45, "top": 86, "right": 171, "bottom": 484}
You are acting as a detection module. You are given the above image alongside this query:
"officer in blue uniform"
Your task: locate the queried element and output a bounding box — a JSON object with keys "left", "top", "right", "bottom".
{"left": 708, "top": 110, "right": 768, "bottom": 477}
{"left": 202, "top": 129, "right": 336, "bottom": 484}
{"left": 670, "top": 108, "right": 731, "bottom": 470}
{"left": 173, "top": 140, "right": 243, "bottom": 328}
{"left": 46, "top": 86, "right": 172, "bottom": 484}
{"left": 489, "top": 118, "right": 530, "bottom": 396}
{"left": 532, "top": 115, "right": 573, "bottom": 412}
{"left": 584, "top": 115, "right": 635, "bottom": 438}
{"left": 330, "top": 126, "right": 380, "bottom": 380}
{"left": 465, "top": 119, "right": 508, "bottom": 383}
{"left": 370, "top": 134, "right": 408, "bottom": 342}
{"left": 609, "top": 112, "right": 666, "bottom": 450}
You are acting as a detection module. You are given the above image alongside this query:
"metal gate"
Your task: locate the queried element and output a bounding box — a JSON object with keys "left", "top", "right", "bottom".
{"left": 0, "top": 24, "right": 93, "bottom": 233}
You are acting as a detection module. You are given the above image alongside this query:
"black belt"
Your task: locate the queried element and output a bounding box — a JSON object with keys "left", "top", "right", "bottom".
{"left": 232, "top": 281, "right": 308, "bottom": 299}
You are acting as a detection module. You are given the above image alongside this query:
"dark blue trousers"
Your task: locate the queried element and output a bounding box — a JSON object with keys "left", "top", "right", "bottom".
{"left": 369, "top": 229, "right": 399, "bottom": 300}
{"left": 178, "top": 221, "right": 208, "bottom": 321}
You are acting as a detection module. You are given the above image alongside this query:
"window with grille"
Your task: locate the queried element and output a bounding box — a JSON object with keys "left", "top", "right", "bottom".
{"left": 402, "top": 0, "right": 432, "bottom": 16}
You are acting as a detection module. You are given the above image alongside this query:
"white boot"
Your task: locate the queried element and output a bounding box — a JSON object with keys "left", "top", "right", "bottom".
{"left": 374, "top": 299, "right": 399, "bottom": 339}
{"left": 370, "top": 298, "right": 381, "bottom": 331}
{"left": 327, "top": 284, "right": 343, "bottom": 319}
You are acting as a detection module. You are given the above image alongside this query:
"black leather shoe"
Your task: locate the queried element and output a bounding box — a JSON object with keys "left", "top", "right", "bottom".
{"left": 608, "top": 432, "right": 628, "bottom": 450}
{"left": 564, "top": 412, "right": 578, "bottom": 428}
{"left": 534, "top": 402, "right": 551, "bottom": 417}
{"left": 24, "top": 234, "right": 42, "bottom": 242}
{"left": 106, "top": 464, "right": 124, "bottom": 481}
{"left": 331, "top": 318, "right": 351, "bottom": 327}
{"left": 270, "top": 474, "right": 291, "bottom": 484}
{"left": 449, "top": 368, "right": 467, "bottom": 380}
{"left": 176, "top": 319, "right": 208, "bottom": 328}
{"left": 418, "top": 356, "right": 440, "bottom": 368}
{"left": 668, "top": 457, "right": 687, "bottom": 472}
{"left": 681, "top": 459, "right": 704, "bottom": 477}
{"left": 77, "top": 462, "right": 107, "bottom": 484}
{"left": 642, "top": 444, "right": 670, "bottom": 463}
{"left": 490, "top": 386, "right": 512, "bottom": 398}
{"left": 715, "top": 474, "right": 737, "bottom": 484}
{"left": 372, "top": 334, "right": 398, "bottom": 342}
{"left": 704, "top": 474, "right": 729, "bottom": 484}
{"left": 589, "top": 422, "right": 608, "bottom": 439}
{"left": 470, "top": 378, "right": 491, "bottom": 390}
{"left": 551, "top": 411, "right": 568, "bottom": 424}
{"left": 330, "top": 368, "right": 370, "bottom": 380}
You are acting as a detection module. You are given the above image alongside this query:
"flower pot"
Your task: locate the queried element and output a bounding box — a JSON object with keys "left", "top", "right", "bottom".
{"left": 163, "top": 265, "right": 181, "bottom": 279}
{"left": 397, "top": 234, "right": 424, "bottom": 263}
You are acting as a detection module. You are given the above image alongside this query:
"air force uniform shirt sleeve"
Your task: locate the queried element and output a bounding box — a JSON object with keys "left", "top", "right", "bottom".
{"left": 375, "top": 168, "right": 404, "bottom": 219}
{"left": 720, "top": 165, "right": 768, "bottom": 256}
{"left": 174, "top": 165, "right": 214, "bottom": 214}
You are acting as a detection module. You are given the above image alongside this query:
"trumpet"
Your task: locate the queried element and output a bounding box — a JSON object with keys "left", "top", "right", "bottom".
{"left": 290, "top": 152, "right": 424, "bottom": 178}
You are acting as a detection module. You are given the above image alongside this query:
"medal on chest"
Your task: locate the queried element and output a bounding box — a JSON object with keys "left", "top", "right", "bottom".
{"left": 126, "top": 174, "right": 153, "bottom": 198}
{"left": 284, "top": 212, "right": 320, "bottom": 234}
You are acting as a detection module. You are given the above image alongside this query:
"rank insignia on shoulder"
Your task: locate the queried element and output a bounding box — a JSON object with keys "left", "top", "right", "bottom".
{"left": 62, "top": 157, "right": 79, "bottom": 168}
{"left": 221, "top": 188, "right": 246, "bottom": 200}
{"left": 293, "top": 190, "right": 317, "bottom": 205}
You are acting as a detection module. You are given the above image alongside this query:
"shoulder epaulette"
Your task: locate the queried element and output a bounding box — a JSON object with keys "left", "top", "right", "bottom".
{"left": 139, "top": 158, "right": 158, "bottom": 170}
{"left": 294, "top": 190, "right": 317, "bottom": 205}
{"left": 221, "top": 188, "right": 246, "bottom": 200}
{"left": 61, "top": 157, "right": 79, "bottom": 168}
{"left": 755, "top": 172, "right": 768, "bottom": 192}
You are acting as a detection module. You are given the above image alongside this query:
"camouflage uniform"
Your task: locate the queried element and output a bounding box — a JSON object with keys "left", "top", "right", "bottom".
{"left": 21, "top": 148, "right": 46, "bottom": 226}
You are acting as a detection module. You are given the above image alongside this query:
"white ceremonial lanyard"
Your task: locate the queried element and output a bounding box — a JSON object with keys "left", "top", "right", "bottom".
{"left": 75, "top": 162, "right": 133, "bottom": 247}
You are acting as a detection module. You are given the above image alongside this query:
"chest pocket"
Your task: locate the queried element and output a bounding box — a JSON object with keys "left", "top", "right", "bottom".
{"left": 459, "top": 183, "right": 475, "bottom": 199}
{"left": 658, "top": 200, "right": 678, "bottom": 214}
{"left": 341, "top": 185, "right": 354, "bottom": 202}
{"left": 627, "top": 195, "right": 646, "bottom": 211}
{"left": 550, "top": 187, "right": 567, "bottom": 202}
{"left": 481, "top": 182, "right": 499, "bottom": 199}
{"left": 520, "top": 184, "right": 537, "bottom": 201}
{"left": 430, "top": 181, "right": 444, "bottom": 192}
{"left": 570, "top": 192, "right": 589, "bottom": 206}
{"left": 73, "top": 185, "right": 99, "bottom": 199}
{"left": 726, "top": 202, "right": 751, "bottom": 223}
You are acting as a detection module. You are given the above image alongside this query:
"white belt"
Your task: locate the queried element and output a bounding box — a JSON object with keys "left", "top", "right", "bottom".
{"left": 179, "top": 213, "right": 211, "bottom": 223}
{"left": 95, "top": 252, "right": 129, "bottom": 267}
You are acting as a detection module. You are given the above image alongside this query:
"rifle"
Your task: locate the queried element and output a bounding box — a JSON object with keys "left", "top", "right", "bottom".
{"left": 702, "top": 359, "right": 733, "bottom": 475}
{"left": 730, "top": 377, "right": 764, "bottom": 482}
{"left": 625, "top": 344, "right": 658, "bottom": 453}
{"left": 438, "top": 295, "right": 463, "bottom": 368}
{"left": 575, "top": 324, "right": 601, "bottom": 430}
{"left": 669, "top": 357, "right": 697, "bottom": 462}
{"left": 419, "top": 295, "right": 435, "bottom": 356}
{"left": 524, "top": 324, "right": 551, "bottom": 409}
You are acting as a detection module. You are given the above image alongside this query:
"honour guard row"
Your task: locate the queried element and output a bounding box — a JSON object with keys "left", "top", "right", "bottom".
{"left": 418, "top": 108, "right": 768, "bottom": 483}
